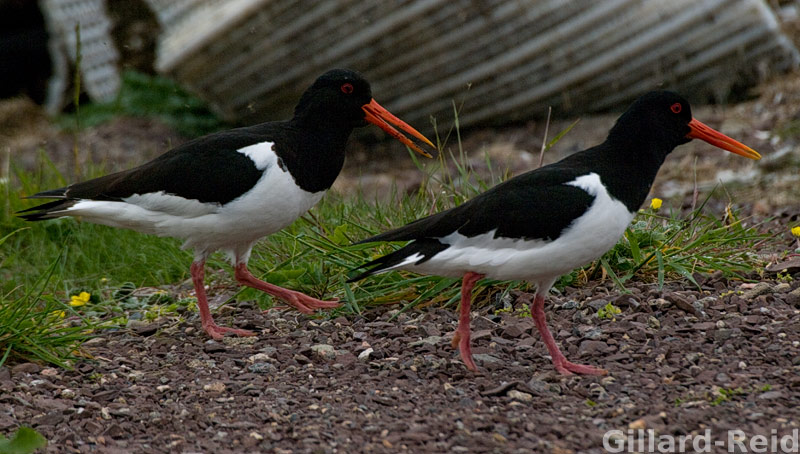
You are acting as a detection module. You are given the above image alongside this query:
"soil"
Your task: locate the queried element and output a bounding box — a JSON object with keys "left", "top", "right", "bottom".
{"left": 3, "top": 70, "right": 800, "bottom": 454}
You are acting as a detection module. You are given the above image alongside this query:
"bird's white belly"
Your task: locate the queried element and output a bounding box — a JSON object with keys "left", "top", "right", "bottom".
{"left": 67, "top": 165, "right": 324, "bottom": 252}
{"left": 405, "top": 174, "right": 636, "bottom": 282}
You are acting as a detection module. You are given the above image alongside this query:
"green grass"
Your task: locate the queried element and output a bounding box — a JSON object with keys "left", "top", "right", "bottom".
{"left": 0, "top": 426, "right": 47, "bottom": 454}
{"left": 58, "top": 71, "right": 226, "bottom": 137}
{"left": 1, "top": 88, "right": 774, "bottom": 368}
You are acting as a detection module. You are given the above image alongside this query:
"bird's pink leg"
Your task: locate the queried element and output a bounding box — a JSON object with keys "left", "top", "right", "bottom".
{"left": 190, "top": 261, "right": 255, "bottom": 340}
{"left": 451, "top": 272, "right": 484, "bottom": 372}
{"left": 530, "top": 292, "right": 607, "bottom": 376}
{"left": 234, "top": 263, "right": 340, "bottom": 314}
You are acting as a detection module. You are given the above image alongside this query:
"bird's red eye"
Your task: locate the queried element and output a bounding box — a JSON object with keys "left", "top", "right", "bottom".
{"left": 670, "top": 102, "right": 682, "bottom": 114}
{"left": 341, "top": 83, "right": 354, "bottom": 94}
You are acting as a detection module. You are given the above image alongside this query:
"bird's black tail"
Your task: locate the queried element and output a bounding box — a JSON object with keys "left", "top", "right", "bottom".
{"left": 347, "top": 239, "right": 447, "bottom": 282}
{"left": 17, "top": 199, "right": 75, "bottom": 221}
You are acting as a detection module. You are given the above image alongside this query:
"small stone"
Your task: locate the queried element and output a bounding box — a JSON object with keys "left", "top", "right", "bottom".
{"left": 248, "top": 353, "right": 271, "bottom": 363}
{"left": 249, "top": 432, "right": 263, "bottom": 441}
{"left": 757, "top": 391, "right": 783, "bottom": 400}
{"left": 310, "top": 344, "right": 337, "bottom": 360}
{"left": 507, "top": 390, "right": 533, "bottom": 402}
{"left": 60, "top": 388, "right": 76, "bottom": 398}
{"left": 222, "top": 336, "right": 258, "bottom": 346}
{"left": 561, "top": 300, "right": 579, "bottom": 310}
{"left": 203, "top": 341, "right": 226, "bottom": 353}
{"left": 248, "top": 363, "right": 275, "bottom": 374}
{"left": 358, "top": 348, "right": 374, "bottom": 361}
{"left": 628, "top": 418, "right": 647, "bottom": 430}
{"left": 588, "top": 299, "right": 609, "bottom": 310}
{"left": 652, "top": 298, "right": 671, "bottom": 310}
{"left": 40, "top": 368, "right": 59, "bottom": 377}
{"left": 11, "top": 363, "right": 40, "bottom": 375}
{"left": 741, "top": 282, "right": 772, "bottom": 300}
{"left": 409, "top": 336, "right": 443, "bottom": 347}
{"left": 472, "top": 353, "right": 503, "bottom": 364}
{"left": 647, "top": 316, "right": 661, "bottom": 329}
{"left": 714, "top": 329, "right": 733, "bottom": 342}
{"left": 501, "top": 323, "right": 528, "bottom": 338}
{"left": 691, "top": 301, "right": 708, "bottom": 318}
{"left": 156, "top": 385, "right": 171, "bottom": 392}
{"left": 101, "top": 407, "right": 111, "bottom": 420}
{"left": 203, "top": 382, "right": 226, "bottom": 393}
{"left": 774, "top": 283, "right": 792, "bottom": 294}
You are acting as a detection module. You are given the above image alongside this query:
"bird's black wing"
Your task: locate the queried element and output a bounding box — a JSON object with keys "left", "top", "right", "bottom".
{"left": 27, "top": 123, "right": 289, "bottom": 206}
{"left": 357, "top": 161, "right": 597, "bottom": 244}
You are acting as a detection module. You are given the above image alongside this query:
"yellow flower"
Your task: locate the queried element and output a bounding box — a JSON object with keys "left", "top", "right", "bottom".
{"left": 51, "top": 310, "right": 66, "bottom": 318}
{"left": 792, "top": 226, "right": 800, "bottom": 238}
{"left": 649, "top": 198, "right": 663, "bottom": 210}
{"left": 69, "top": 291, "right": 91, "bottom": 307}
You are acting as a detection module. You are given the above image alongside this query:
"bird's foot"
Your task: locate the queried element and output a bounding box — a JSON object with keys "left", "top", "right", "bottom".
{"left": 553, "top": 358, "right": 608, "bottom": 376}
{"left": 451, "top": 329, "right": 478, "bottom": 372}
{"left": 202, "top": 322, "right": 256, "bottom": 341}
{"left": 264, "top": 290, "right": 340, "bottom": 315}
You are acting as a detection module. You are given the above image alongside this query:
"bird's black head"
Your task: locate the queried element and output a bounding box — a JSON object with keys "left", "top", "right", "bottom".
{"left": 293, "top": 69, "right": 434, "bottom": 157}
{"left": 293, "top": 69, "right": 373, "bottom": 128}
{"left": 608, "top": 91, "right": 694, "bottom": 151}
{"left": 607, "top": 90, "right": 760, "bottom": 160}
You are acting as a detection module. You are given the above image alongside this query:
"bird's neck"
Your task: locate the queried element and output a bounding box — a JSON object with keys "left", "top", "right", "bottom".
{"left": 276, "top": 119, "right": 352, "bottom": 193}
{"left": 586, "top": 137, "right": 672, "bottom": 212}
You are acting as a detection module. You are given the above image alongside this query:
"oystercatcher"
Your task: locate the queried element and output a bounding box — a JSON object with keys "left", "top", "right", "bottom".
{"left": 20, "top": 69, "right": 435, "bottom": 340}
{"left": 349, "top": 91, "right": 760, "bottom": 375}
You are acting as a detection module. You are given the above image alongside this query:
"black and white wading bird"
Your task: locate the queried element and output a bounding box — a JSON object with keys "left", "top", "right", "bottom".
{"left": 349, "top": 91, "right": 760, "bottom": 375}
{"left": 20, "top": 69, "right": 435, "bottom": 340}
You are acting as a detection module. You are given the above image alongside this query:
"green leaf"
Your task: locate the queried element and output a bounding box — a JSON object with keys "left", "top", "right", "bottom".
{"left": 0, "top": 427, "right": 47, "bottom": 454}
{"left": 330, "top": 224, "right": 349, "bottom": 245}
{"left": 546, "top": 118, "right": 580, "bottom": 150}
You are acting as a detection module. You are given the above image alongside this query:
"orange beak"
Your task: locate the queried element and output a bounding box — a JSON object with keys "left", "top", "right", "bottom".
{"left": 363, "top": 99, "right": 435, "bottom": 158}
{"left": 687, "top": 118, "right": 760, "bottom": 160}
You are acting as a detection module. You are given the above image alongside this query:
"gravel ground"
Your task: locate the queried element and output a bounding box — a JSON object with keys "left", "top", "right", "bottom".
{"left": 2, "top": 269, "right": 800, "bottom": 453}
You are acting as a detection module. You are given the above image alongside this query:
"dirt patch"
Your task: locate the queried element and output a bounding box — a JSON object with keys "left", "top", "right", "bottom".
{"left": 2, "top": 272, "right": 799, "bottom": 453}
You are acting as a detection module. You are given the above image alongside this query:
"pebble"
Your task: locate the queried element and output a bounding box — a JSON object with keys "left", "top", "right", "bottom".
{"left": 472, "top": 354, "right": 503, "bottom": 364}
{"left": 248, "top": 353, "right": 271, "bottom": 363}
{"left": 248, "top": 363, "right": 276, "bottom": 374}
{"left": 409, "top": 336, "right": 443, "bottom": 347}
{"left": 156, "top": 385, "right": 171, "bottom": 392}
{"left": 223, "top": 336, "right": 258, "bottom": 346}
{"left": 60, "top": 388, "right": 76, "bottom": 398}
{"left": 310, "top": 344, "right": 337, "bottom": 360}
{"left": 648, "top": 316, "right": 661, "bottom": 329}
{"left": 741, "top": 282, "right": 772, "bottom": 300}
{"left": 652, "top": 298, "right": 671, "bottom": 310}
{"left": 588, "top": 299, "right": 609, "bottom": 310}
{"left": 358, "top": 348, "right": 374, "bottom": 361}
{"left": 507, "top": 390, "right": 533, "bottom": 402}
{"left": 11, "top": 363, "right": 40, "bottom": 375}
{"left": 40, "top": 368, "right": 59, "bottom": 377}
{"left": 560, "top": 300, "right": 579, "bottom": 310}
{"left": 203, "top": 382, "right": 226, "bottom": 393}
{"left": 758, "top": 391, "right": 783, "bottom": 400}
{"left": 774, "top": 283, "right": 792, "bottom": 293}
{"left": 628, "top": 419, "right": 647, "bottom": 430}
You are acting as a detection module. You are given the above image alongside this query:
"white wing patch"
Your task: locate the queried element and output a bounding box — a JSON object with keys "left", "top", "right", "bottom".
{"left": 123, "top": 192, "right": 218, "bottom": 217}
{"left": 566, "top": 173, "right": 605, "bottom": 196}
{"left": 237, "top": 141, "right": 276, "bottom": 170}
